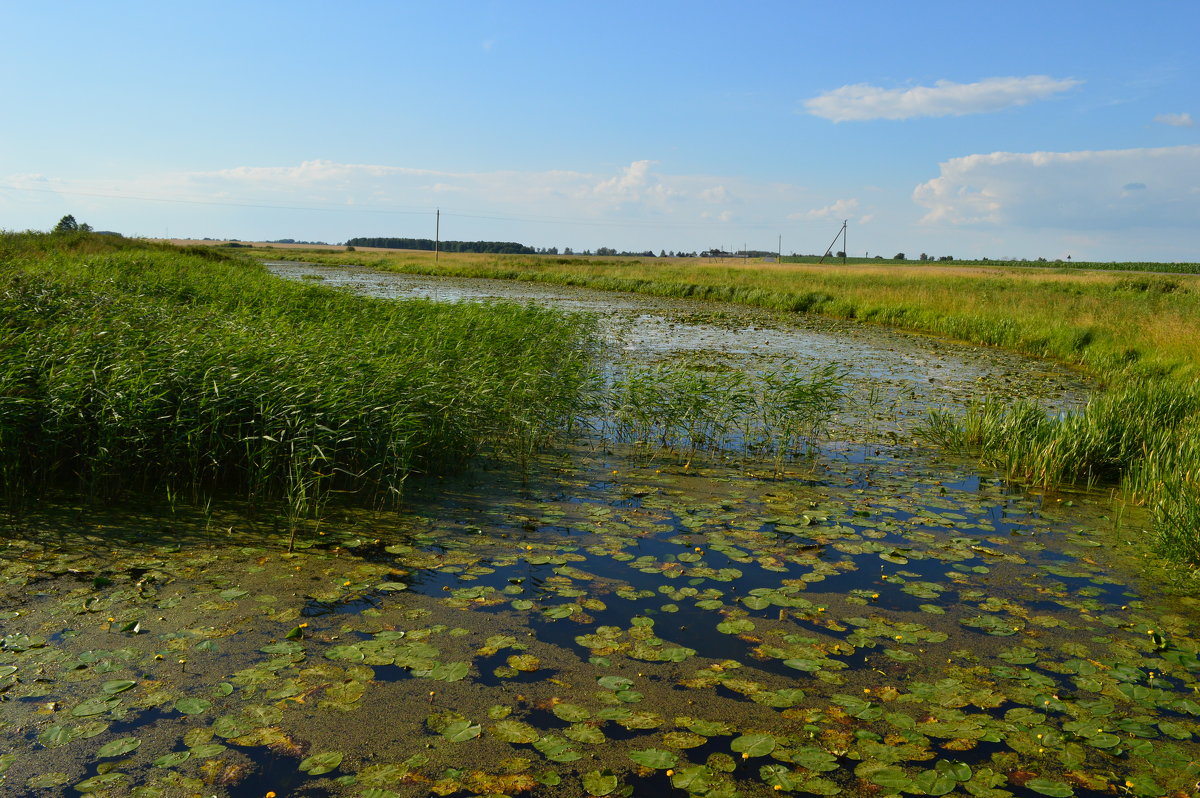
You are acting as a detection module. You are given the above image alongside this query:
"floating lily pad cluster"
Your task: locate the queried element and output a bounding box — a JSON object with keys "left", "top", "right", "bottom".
{"left": 2, "top": 444, "right": 1199, "bottom": 798}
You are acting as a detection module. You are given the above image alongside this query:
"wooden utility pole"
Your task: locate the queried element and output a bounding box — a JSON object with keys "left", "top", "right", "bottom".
{"left": 435, "top": 208, "right": 440, "bottom": 262}
{"left": 818, "top": 220, "right": 848, "bottom": 265}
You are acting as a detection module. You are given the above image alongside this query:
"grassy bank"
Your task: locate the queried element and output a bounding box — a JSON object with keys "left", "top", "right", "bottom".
{"left": 256, "top": 248, "right": 1200, "bottom": 379}
{"left": 0, "top": 233, "right": 597, "bottom": 522}
{"left": 255, "top": 247, "right": 1200, "bottom": 564}
{"left": 780, "top": 253, "right": 1200, "bottom": 275}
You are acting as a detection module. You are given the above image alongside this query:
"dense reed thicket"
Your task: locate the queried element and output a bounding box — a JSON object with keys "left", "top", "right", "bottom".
{"left": 0, "top": 233, "right": 597, "bottom": 519}
{"left": 604, "top": 362, "right": 842, "bottom": 475}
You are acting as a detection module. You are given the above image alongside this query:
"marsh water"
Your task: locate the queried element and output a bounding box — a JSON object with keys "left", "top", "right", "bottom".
{"left": 1, "top": 264, "right": 1198, "bottom": 798}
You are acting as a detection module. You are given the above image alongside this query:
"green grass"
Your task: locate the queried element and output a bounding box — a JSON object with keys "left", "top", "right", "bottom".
{"left": 252, "top": 247, "right": 1200, "bottom": 379}
{"left": 918, "top": 378, "right": 1200, "bottom": 565}
{"left": 781, "top": 254, "right": 1200, "bottom": 274}
{"left": 0, "top": 232, "right": 597, "bottom": 526}
{"left": 603, "top": 362, "right": 842, "bottom": 473}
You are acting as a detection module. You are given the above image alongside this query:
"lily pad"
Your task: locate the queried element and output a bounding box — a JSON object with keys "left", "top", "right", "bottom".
{"left": 442, "top": 720, "right": 483, "bottom": 742}
{"left": 1025, "top": 778, "right": 1074, "bottom": 797}
{"left": 730, "top": 733, "right": 776, "bottom": 757}
{"left": 174, "top": 697, "right": 211, "bottom": 715}
{"left": 491, "top": 720, "right": 540, "bottom": 744}
{"left": 299, "top": 751, "right": 344, "bottom": 775}
{"left": 101, "top": 679, "right": 137, "bottom": 695}
{"left": 153, "top": 751, "right": 191, "bottom": 767}
{"left": 583, "top": 769, "right": 619, "bottom": 796}
{"left": 630, "top": 748, "right": 678, "bottom": 769}
{"left": 96, "top": 736, "right": 140, "bottom": 758}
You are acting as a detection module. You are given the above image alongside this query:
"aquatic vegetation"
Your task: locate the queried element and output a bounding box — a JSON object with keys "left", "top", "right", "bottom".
{"left": 4, "top": 242, "right": 1200, "bottom": 796}
{"left": 255, "top": 249, "right": 1200, "bottom": 564}
{"left": 1, "top": 448, "right": 1198, "bottom": 797}
{"left": 0, "top": 232, "right": 596, "bottom": 522}
{"left": 256, "top": 247, "right": 1200, "bottom": 379}
{"left": 919, "top": 379, "right": 1200, "bottom": 564}
{"left": 603, "top": 362, "right": 843, "bottom": 472}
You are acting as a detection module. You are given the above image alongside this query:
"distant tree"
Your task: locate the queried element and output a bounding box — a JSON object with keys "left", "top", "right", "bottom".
{"left": 894, "top": 252, "right": 906, "bottom": 260}
{"left": 53, "top": 214, "right": 79, "bottom": 233}
{"left": 919, "top": 253, "right": 928, "bottom": 261}
{"left": 836, "top": 251, "right": 845, "bottom": 258}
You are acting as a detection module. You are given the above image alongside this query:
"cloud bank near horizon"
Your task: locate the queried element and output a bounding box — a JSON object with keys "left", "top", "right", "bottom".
{"left": 913, "top": 145, "right": 1200, "bottom": 232}
{"left": 1, "top": 160, "right": 829, "bottom": 241}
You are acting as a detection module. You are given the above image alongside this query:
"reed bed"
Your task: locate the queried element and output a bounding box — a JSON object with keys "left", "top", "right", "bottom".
{"left": 919, "top": 379, "right": 1200, "bottom": 562}
{"left": 0, "top": 233, "right": 597, "bottom": 525}
{"left": 603, "top": 362, "right": 842, "bottom": 473}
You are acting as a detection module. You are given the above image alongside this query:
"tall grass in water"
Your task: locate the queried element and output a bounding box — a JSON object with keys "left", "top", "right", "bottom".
{"left": 1128, "top": 415, "right": 1200, "bottom": 564}
{"left": 920, "top": 380, "right": 1200, "bottom": 563}
{"left": 0, "top": 233, "right": 596, "bottom": 533}
{"left": 604, "top": 362, "right": 842, "bottom": 472}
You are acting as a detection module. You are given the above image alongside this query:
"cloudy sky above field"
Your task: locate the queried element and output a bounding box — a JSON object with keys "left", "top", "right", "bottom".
{"left": 2, "top": 1, "right": 1198, "bottom": 260}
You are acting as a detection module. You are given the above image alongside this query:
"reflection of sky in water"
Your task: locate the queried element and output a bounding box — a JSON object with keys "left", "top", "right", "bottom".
{"left": 267, "top": 262, "right": 1090, "bottom": 435}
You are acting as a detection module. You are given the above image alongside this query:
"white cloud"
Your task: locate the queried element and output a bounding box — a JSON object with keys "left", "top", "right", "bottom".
{"left": 805, "top": 76, "right": 1081, "bottom": 122}
{"left": 592, "top": 160, "right": 678, "bottom": 203}
{"left": 913, "top": 145, "right": 1200, "bottom": 230}
{"left": 793, "top": 198, "right": 859, "bottom": 219}
{"left": 1154, "top": 112, "right": 1194, "bottom": 127}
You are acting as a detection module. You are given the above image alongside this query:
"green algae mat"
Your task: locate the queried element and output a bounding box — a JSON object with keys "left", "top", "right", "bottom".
{"left": 2, "top": 445, "right": 1198, "bottom": 798}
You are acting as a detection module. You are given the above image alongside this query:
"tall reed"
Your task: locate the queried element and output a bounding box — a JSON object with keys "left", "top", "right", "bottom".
{"left": 0, "top": 233, "right": 597, "bottom": 524}
{"left": 603, "top": 362, "right": 842, "bottom": 470}
{"left": 919, "top": 379, "right": 1200, "bottom": 562}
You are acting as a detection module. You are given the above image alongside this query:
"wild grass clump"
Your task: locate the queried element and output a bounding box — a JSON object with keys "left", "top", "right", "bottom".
{"left": 0, "top": 232, "right": 596, "bottom": 525}
{"left": 603, "top": 362, "right": 842, "bottom": 472}
{"left": 919, "top": 379, "right": 1200, "bottom": 562}
{"left": 1127, "top": 414, "right": 1200, "bottom": 564}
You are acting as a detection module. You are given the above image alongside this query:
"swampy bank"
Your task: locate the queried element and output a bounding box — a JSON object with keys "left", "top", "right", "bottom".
{"left": 3, "top": 238, "right": 1200, "bottom": 798}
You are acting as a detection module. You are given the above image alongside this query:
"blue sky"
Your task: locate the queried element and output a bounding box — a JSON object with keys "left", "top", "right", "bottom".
{"left": 2, "top": 1, "right": 1197, "bottom": 260}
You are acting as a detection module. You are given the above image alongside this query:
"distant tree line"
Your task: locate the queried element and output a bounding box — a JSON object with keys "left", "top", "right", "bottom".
{"left": 345, "top": 237, "right": 538, "bottom": 254}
